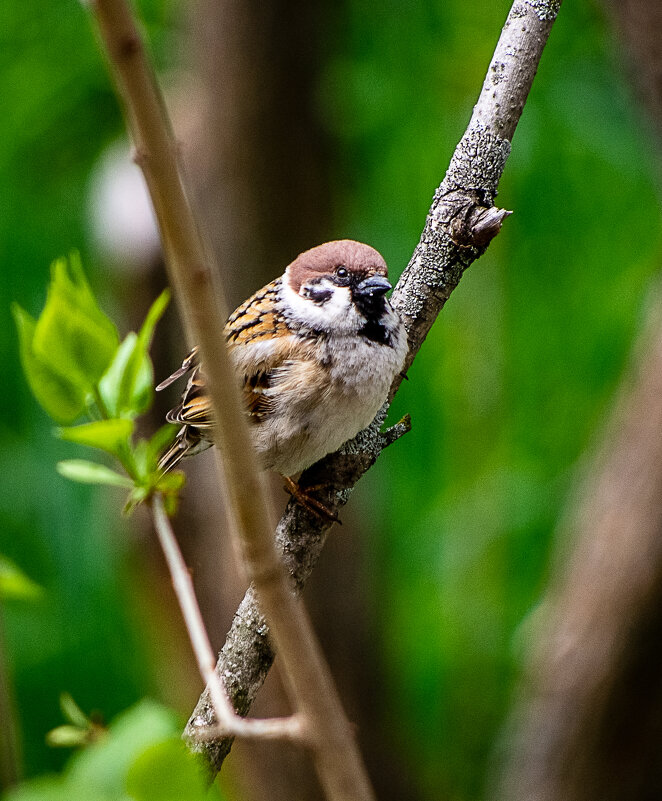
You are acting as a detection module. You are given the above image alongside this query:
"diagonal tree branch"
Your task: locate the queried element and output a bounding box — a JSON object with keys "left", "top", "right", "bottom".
{"left": 186, "top": 0, "right": 563, "bottom": 773}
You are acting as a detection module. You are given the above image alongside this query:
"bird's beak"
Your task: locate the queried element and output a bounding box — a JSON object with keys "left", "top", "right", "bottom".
{"left": 355, "top": 275, "right": 392, "bottom": 298}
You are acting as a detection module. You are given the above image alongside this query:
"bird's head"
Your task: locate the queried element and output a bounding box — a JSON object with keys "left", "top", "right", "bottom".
{"left": 283, "top": 240, "right": 393, "bottom": 335}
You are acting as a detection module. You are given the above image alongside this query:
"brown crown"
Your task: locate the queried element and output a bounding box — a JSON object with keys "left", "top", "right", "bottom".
{"left": 286, "top": 240, "right": 388, "bottom": 293}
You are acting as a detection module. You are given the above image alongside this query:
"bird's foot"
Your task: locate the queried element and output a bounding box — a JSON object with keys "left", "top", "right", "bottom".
{"left": 282, "top": 476, "right": 340, "bottom": 523}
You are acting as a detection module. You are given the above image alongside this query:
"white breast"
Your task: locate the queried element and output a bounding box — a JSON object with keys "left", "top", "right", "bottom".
{"left": 249, "top": 305, "right": 407, "bottom": 476}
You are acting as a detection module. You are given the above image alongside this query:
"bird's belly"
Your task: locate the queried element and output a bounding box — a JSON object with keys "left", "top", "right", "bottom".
{"left": 252, "top": 337, "right": 404, "bottom": 475}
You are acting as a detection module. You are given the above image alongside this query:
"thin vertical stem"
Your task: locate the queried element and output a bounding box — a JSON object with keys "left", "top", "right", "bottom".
{"left": 89, "top": 0, "right": 377, "bottom": 794}
{"left": 150, "top": 494, "right": 305, "bottom": 743}
{"left": 0, "top": 609, "right": 21, "bottom": 790}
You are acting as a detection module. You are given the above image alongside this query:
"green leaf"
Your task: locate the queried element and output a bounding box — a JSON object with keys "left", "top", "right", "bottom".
{"left": 31, "top": 255, "right": 119, "bottom": 393}
{"left": 0, "top": 555, "right": 43, "bottom": 601}
{"left": 60, "top": 693, "right": 91, "bottom": 729}
{"left": 132, "top": 425, "right": 178, "bottom": 481}
{"left": 137, "top": 290, "right": 170, "bottom": 351}
{"left": 46, "top": 726, "right": 91, "bottom": 749}
{"left": 154, "top": 472, "right": 185, "bottom": 493}
{"left": 125, "top": 738, "right": 221, "bottom": 801}
{"left": 5, "top": 702, "right": 206, "bottom": 801}
{"left": 51, "top": 253, "right": 115, "bottom": 333}
{"left": 130, "top": 353, "right": 154, "bottom": 418}
{"left": 161, "top": 492, "right": 180, "bottom": 518}
{"left": 146, "top": 424, "right": 178, "bottom": 466}
{"left": 123, "top": 487, "right": 149, "bottom": 515}
{"left": 57, "top": 460, "right": 134, "bottom": 488}
{"left": 57, "top": 419, "right": 134, "bottom": 459}
{"left": 12, "top": 303, "right": 87, "bottom": 423}
{"left": 98, "top": 334, "right": 152, "bottom": 419}
{"left": 97, "top": 291, "right": 169, "bottom": 420}
{"left": 66, "top": 700, "right": 179, "bottom": 797}
{"left": 98, "top": 333, "right": 139, "bottom": 417}
{"left": 13, "top": 255, "right": 120, "bottom": 423}
{"left": 2, "top": 776, "right": 75, "bottom": 801}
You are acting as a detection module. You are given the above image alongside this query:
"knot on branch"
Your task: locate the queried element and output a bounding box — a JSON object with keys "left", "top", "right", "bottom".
{"left": 438, "top": 189, "right": 512, "bottom": 248}
{"left": 380, "top": 414, "right": 412, "bottom": 448}
{"left": 451, "top": 203, "right": 512, "bottom": 247}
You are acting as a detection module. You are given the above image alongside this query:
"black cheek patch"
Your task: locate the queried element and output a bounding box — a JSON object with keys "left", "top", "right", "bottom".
{"left": 304, "top": 284, "right": 333, "bottom": 304}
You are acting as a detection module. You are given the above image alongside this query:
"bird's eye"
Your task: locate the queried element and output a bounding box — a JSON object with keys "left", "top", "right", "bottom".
{"left": 335, "top": 266, "right": 349, "bottom": 280}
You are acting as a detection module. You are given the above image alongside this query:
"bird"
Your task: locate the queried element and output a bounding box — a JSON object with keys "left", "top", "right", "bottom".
{"left": 157, "top": 240, "right": 407, "bottom": 515}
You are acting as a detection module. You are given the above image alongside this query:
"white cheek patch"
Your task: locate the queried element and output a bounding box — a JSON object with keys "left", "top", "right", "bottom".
{"left": 282, "top": 275, "right": 364, "bottom": 334}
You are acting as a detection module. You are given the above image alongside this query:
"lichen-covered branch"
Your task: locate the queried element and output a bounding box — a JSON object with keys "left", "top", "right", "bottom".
{"left": 186, "top": 0, "right": 563, "bottom": 773}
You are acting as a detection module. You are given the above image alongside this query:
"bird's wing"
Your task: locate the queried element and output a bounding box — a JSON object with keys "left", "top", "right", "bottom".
{"left": 155, "top": 346, "right": 199, "bottom": 391}
{"left": 159, "top": 278, "right": 299, "bottom": 428}
{"left": 165, "top": 366, "right": 215, "bottom": 429}
{"left": 225, "top": 278, "right": 289, "bottom": 346}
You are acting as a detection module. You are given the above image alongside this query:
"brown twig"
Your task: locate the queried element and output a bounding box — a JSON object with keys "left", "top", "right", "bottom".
{"left": 150, "top": 493, "right": 305, "bottom": 743}
{"left": 186, "top": 0, "right": 564, "bottom": 773}
{"left": 0, "top": 609, "right": 21, "bottom": 790}
{"left": 90, "top": 0, "right": 376, "bottom": 798}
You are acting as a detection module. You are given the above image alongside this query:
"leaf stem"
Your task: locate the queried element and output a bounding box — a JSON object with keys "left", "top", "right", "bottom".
{"left": 150, "top": 494, "right": 306, "bottom": 743}
{"left": 0, "top": 609, "right": 22, "bottom": 790}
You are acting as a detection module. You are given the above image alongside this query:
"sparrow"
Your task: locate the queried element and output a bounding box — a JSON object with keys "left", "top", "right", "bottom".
{"left": 157, "top": 240, "right": 407, "bottom": 508}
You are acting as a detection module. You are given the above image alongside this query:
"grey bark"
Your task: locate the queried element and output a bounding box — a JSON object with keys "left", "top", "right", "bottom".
{"left": 185, "top": 0, "right": 563, "bottom": 774}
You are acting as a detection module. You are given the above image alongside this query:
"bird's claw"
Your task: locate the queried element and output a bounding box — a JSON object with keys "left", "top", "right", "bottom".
{"left": 282, "top": 476, "right": 340, "bottom": 523}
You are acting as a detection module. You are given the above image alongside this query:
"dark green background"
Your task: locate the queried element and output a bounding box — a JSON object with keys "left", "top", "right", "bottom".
{"left": 2, "top": 1, "right": 660, "bottom": 799}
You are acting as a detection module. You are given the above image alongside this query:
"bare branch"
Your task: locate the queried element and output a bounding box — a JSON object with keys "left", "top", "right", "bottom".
{"left": 150, "top": 494, "right": 306, "bottom": 744}
{"left": 186, "top": 0, "right": 563, "bottom": 773}
{"left": 90, "top": 1, "right": 377, "bottom": 798}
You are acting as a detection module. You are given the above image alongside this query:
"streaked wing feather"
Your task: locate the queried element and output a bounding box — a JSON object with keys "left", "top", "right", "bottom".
{"left": 244, "top": 370, "right": 275, "bottom": 421}
{"left": 158, "top": 425, "right": 211, "bottom": 472}
{"left": 155, "top": 347, "right": 199, "bottom": 391}
{"left": 226, "top": 279, "right": 289, "bottom": 345}
{"left": 165, "top": 369, "right": 215, "bottom": 429}
{"left": 158, "top": 276, "right": 300, "bottom": 471}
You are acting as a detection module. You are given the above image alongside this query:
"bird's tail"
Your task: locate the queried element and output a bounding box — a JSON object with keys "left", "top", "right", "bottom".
{"left": 158, "top": 425, "right": 211, "bottom": 473}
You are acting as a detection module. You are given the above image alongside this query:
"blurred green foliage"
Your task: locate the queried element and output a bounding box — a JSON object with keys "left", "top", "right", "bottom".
{"left": 0, "top": 559, "right": 42, "bottom": 603}
{"left": 2, "top": 0, "right": 661, "bottom": 800}
{"left": 0, "top": 0, "right": 180, "bottom": 784}
{"left": 5, "top": 699, "right": 225, "bottom": 801}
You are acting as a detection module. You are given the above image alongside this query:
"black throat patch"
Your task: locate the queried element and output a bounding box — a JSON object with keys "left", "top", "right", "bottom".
{"left": 353, "top": 291, "right": 392, "bottom": 346}
{"left": 359, "top": 318, "right": 392, "bottom": 346}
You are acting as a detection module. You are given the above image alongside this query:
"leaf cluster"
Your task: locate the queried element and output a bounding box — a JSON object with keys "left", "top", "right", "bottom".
{"left": 13, "top": 255, "right": 182, "bottom": 513}
{"left": 3, "top": 700, "right": 225, "bottom": 801}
